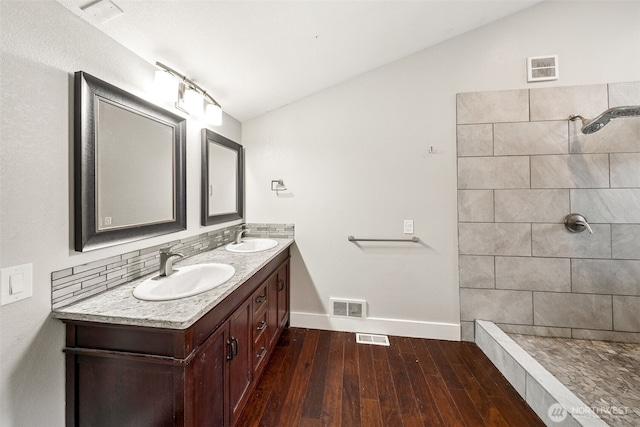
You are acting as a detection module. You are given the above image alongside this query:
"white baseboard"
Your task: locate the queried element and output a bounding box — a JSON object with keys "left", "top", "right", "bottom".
{"left": 290, "top": 311, "right": 461, "bottom": 341}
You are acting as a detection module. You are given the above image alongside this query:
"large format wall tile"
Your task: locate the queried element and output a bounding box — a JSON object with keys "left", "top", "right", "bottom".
{"left": 456, "top": 82, "right": 640, "bottom": 339}
{"left": 530, "top": 84, "right": 608, "bottom": 121}
{"left": 533, "top": 292, "right": 613, "bottom": 330}
{"left": 572, "top": 259, "right": 640, "bottom": 296}
{"left": 494, "top": 121, "right": 568, "bottom": 155}
{"left": 572, "top": 329, "right": 640, "bottom": 344}
{"left": 460, "top": 321, "right": 475, "bottom": 342}
{"left": 458, "top": 157, "right": 530, "bottom": 189}
{"left": 530, "top": 154, "right": 609, "bottom": 188}
{"left": 459, "top": 255, "right": 494, "bottom": 289}
{"left": 457, "top": 124, "right": 493, "bottom": 157}
{"left": 609, "top": 81, "right": 640, "bottom": 105}
{"left": 494, "top": 189, "right": 569, "bottom": 223}
{"left": 497, "top": 323, "right": 572, "bottom": 338}
{"left": 572, "top": 189, "right": 640, "bottom": 223}
{"left": 569, "top": 118, "right": 640, "bottom": 153}
{"left": 460, "top": 288, "right": 532, "bottom": 324}
{"left": 613, "top": 296, "right": 640, "bottom": 332}
{"left": 458, "top": 190, "right": 494, "bottom": 222}
{"left": 610, "top": 153, "right": 640, "bottom": 188}
{"left": 459, "top": 223, "right": 531, "bottom": 256}
{"left": 612, "top": 225, "right": 640, "bottom": 259}
{"left": 456, "top": 90, "right": 529, "bottom": 124}
{"left": 531, "top": 224, "right": 611, "bottom": 258}
{"left": 495, "top": 257, "right": 570, "bottom": 292}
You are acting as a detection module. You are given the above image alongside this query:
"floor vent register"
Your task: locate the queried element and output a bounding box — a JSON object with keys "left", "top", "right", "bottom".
{"left": 355, "top": 333, "right": 390, "bottom": 346}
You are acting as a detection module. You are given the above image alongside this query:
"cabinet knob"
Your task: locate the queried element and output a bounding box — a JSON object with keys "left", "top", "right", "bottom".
{"left": 255, "top": 295, "right": 267, "bottom": 304}
{"left": 277, "top": 279, "right": 285, "bottom": 291}
{"left": 257, "top": 320, "right": 267, "bottom": 331}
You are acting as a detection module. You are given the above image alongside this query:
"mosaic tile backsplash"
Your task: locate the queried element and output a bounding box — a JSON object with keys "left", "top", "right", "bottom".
{"left": 457, "top": 81, "right": 640, "bottom": 344}
{"left": 51, "top": 223, "right": 294, "bottom": 309}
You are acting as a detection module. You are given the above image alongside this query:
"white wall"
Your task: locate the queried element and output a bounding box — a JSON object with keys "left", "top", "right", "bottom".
{"left": 0, "top": 2, "right": 241, "bottom": 425}
{"left": 242, "top": 1, "right": 640, "bottom": 338}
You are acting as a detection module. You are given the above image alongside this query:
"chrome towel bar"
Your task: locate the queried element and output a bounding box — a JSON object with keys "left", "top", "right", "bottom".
{"left": 348, "top": 235, "right": 419, "bottom": 243}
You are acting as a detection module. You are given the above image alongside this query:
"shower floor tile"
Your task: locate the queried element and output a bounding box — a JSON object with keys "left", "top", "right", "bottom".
{"left": 509, "top": 334, "right": 640, "bottom": 427}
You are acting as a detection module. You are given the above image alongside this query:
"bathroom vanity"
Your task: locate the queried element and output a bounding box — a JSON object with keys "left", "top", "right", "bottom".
{"left": 54, "top": 240, "right": 292, "bottom": 427}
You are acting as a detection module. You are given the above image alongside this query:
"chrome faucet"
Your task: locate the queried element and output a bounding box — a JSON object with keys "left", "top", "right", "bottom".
{"left": 235, "top": 226, "right": 249, "bottom": 244}
{"left": 158, "top": 247, "right": 184, "bottom": 277}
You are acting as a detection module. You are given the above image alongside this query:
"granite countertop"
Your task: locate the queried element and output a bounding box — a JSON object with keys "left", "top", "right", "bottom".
{"left": 52, "top": 238, "right": 294, "bottom": 330}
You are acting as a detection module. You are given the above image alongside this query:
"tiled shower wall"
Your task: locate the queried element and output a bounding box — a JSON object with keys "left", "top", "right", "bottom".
{"left": 457, "top": 82, "right": 640, "bottom": 344}
{"left": 51, "top": 223, "right": 294, "bottom": 309}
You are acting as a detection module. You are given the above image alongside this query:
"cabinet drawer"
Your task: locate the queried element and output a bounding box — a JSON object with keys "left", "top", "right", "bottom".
{"left": 253, "top": 333, "right": 268, "bottom": 374}
{"left": 252, "top": 283, "right": 268, "bottom": 314}
{"left": 253, "top": 308, "right": 268, "bottom": 344}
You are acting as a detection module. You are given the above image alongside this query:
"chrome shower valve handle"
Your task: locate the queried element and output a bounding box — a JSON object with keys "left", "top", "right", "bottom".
{"left": 564, "top": 214, "right": 593, "bottom": 234}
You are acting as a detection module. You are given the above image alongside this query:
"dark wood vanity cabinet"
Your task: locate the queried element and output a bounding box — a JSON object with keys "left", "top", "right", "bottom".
{"left": 63, "top": 250, "right": 290, "bottom": 427}
{"left": 192, "top": 321, "right": 227, "bottom": 426}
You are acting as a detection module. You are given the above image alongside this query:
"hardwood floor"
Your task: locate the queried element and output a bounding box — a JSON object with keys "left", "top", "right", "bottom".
{"left": 238, "top": 328, "right": 545, "bottom": 426}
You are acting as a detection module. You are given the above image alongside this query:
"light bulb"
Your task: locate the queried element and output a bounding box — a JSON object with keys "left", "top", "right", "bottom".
{"left": 205, "top": 103, "right": 223, "bottom": 126}
{"left": 154, "top": 69, "right": 178, "bottom": 102}
{"left": 182, "top": 87, "right": 203, "bottom": 115}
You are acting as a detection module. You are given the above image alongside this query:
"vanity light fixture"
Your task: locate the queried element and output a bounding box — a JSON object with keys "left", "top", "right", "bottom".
{"left": 154, "top": 61, "right": 223, "bottom": 126}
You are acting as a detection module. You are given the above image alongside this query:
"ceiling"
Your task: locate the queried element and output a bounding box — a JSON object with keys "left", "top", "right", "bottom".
{"left": 58, "top": 0, "right": 542, "bottom": 122}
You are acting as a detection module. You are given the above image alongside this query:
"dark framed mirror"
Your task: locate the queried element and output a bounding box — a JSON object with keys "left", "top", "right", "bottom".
{"left": 75, "top": 71, "right": 187, "bottom": 252}
{"left": 201, "top": 129, "right": 244, "bottom": 225}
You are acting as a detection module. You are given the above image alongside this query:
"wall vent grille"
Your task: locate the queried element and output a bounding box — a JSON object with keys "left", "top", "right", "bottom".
{"left": 527, "top": 55, "right": 559, "bottom": 82}
{"left": 331, "top": 298, "right": 366, "bottom": 319}
{"left": 356, "top": 333, "right": 390, "bottom": 346}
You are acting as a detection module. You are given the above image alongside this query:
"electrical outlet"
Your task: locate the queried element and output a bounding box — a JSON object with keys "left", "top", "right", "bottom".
{"left": 404, "top": 220, "right": 414, "bottom": 234}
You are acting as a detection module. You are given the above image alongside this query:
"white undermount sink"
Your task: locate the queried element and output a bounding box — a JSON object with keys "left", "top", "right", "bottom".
{"left": 225, "top": 238, "right": 278, "bottom": 253}
{"left": 133, "top": 263, "right": 235, "bottom": 301}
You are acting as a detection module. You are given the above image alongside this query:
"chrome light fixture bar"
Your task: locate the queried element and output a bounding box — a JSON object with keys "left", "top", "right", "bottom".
{"left": 155, "top": 61, "right": 222, "bottom": 126}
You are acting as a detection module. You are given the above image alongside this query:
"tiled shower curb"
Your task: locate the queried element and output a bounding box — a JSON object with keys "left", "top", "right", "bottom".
{"left": 475, "top": 320, "right": 608, "bottom": 427}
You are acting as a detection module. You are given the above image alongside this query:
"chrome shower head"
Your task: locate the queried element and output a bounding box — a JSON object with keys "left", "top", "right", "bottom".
{"left": 569, "top": 105, "right": 640, "bottom": 134}
{"left": 569, "top": 114, "right": 610, "bottom": 134}
{"left": 607, "top": 105, "right": 640, "bottom": 117}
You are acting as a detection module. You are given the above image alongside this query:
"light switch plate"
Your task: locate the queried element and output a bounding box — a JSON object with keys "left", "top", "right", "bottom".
{"left": 404, "top": 220, "right": 414, "bottom": 234}
{"left": 1, "top": 263, "right": 33, "bottom": 306}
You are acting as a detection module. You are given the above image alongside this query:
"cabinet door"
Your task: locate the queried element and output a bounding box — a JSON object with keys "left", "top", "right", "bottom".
{"left": 192, "top": 325, "right": 228, "bottom": 427}
{"left": 229, "top": 298, "right": 252, "bottom": 425}
{"left": 74, "top": 355, "right": 176, "bottom": 427}
{"left": 276, "top": 261, "right": 289, "bottom": 329}
{"left": 266, "top": 273, "right": 279, "bottom": 348}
